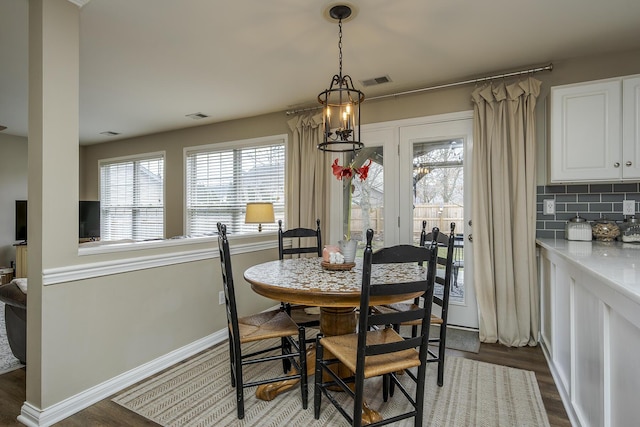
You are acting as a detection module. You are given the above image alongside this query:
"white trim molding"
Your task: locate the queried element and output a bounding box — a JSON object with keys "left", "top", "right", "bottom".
{"left": 45, "top": 238, "right": 277, "bottom": 285}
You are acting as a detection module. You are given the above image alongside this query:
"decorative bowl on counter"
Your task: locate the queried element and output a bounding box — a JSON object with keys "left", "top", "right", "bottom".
{"left": 591, "top": 217, "right": 620, "bottom": 241}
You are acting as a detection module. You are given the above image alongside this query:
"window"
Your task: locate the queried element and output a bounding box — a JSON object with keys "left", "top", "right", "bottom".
{"left": 99, "top": 153, "right": 165, "bottom": 241}
{"left": 185, "top": 136, "right": 285, "bottom": 235}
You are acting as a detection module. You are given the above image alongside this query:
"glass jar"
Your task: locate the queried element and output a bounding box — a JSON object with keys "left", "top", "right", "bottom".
{"left": 620, "top": 216, "right": 640, "bottom": 243}
{"left": 591, "top": 217, "right": 620, "bottom": 242}
{"left": 565, "top": 214, "right": 592, "bottom": 241}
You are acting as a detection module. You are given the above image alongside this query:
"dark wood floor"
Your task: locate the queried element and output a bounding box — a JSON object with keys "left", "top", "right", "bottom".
{"left": 0, "top": 342, "right": 571, "bottom": 426}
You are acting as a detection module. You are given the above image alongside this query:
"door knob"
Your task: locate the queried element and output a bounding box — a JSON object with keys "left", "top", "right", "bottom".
{"left": 467, "top": 234, "right": 473, "bottom": 242}
{"left": 614, "top": 162, "right": 620, "bottom": 168}
{"left": 626, "top": 161, "right": 633, "bottom": 166}
{"left": 468, "top": 220, "right": 472, "bottom": 226}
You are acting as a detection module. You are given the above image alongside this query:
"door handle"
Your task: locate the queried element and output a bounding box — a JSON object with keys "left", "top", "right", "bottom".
{"left": 467, "top": 234, "right": 473, "bottom": 242}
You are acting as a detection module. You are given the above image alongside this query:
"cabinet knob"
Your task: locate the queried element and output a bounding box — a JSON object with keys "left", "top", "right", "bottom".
{"left": 626, "top": 161, "right": 632, "bottom": 167}
{"left": 614, "top": 162, "right": 620, "bottom": 168}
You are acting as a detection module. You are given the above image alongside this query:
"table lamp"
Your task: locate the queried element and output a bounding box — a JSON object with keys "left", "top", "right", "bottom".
{"left": 245, "top": 202, "right": 275, "bottom": 232}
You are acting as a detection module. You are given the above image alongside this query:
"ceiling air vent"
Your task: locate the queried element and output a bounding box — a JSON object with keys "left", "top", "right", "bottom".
{"left": 360, "top": 75, "right": 392, "bottom": 87}
{"left": 186, "top": 112, "right": 209, "bottom": 120}
{"left": 100, "top": 131, "right": 120, "bottom": 136}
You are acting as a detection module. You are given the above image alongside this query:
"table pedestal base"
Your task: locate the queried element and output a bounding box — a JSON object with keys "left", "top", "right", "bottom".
{"left": 255, "top": 367, "right": 301, "bottom": 401}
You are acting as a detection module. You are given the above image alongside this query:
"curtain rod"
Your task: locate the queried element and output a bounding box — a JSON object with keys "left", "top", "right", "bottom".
{"left": 285, "top": 62, "right": 553, "bottom": 116}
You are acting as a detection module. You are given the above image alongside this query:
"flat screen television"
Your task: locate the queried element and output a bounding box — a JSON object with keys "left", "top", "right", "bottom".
{"left": 15, "top": 200, "right": 27, "bottom": 242}
{"left": 79, "top": 201, "right": 101, "bottom": 240}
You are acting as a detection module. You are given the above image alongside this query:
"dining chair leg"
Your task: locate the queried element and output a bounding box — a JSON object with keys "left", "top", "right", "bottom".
{"left": 437, "top": 326, "right": 447, "bottom": 387}
{"left": 313, "top": 334, "right": 324, "bottom": 419}
{"left": 298, "top": 326, "right": 308, "bottom": 409}
{"left": 353, "top": 368, "right": 365, "bottom": 427}
{"left": 414, "top": 363, "right": 427, "bottom": 427}
{"left": 382, "top": 374, "right": 389, "bottom": 402}
{"left": 228, "top": 339, "right": 236, "bottom": 388}
{"left": 282, "top": 337, "right": 292, "bottom": 373}
{"left": 235, "top": 355, "right": 245, "bottom": 419}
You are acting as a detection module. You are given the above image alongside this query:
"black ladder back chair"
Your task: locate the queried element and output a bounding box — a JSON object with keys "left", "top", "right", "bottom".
{"left": 314, "top": 229, "right": 438, "bottom": 427}
{"left": 420, "top": 221, "right": 456, "bottom": 387}
{"left": 217, "top": 223, "right": 307, "bottom": 419}
{"left": 278, "top": 219, "right": 322, "bottom": 328}
{"left": 375, "top": 221, "right": 456, "bottom": 388}
{"left": 278, "top": 219, "right": 322, "bottom": 259}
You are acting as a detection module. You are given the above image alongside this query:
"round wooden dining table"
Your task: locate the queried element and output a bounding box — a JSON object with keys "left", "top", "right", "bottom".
{"left": 244, "top": 256, "right": 426, "bottom": 336}
{"left": 243, "top": 256, "right": 427, "bottom": 423}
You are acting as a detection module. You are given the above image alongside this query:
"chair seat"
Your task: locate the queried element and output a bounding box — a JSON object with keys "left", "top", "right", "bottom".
{"left": 238, "top": 310, "right": 300, "bottom": 343}
{"left": 374, "top": 303, "right": 444, "bottom": 326}
{"left": 319, "top": 328, "right": 421, "bottom": 379}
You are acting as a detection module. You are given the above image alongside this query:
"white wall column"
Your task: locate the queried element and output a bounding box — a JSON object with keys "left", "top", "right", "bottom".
{"left": 25, "top": 0, "right": 80, "bottom": 412}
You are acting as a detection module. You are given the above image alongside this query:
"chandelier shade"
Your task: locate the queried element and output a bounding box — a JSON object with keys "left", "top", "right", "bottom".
{"left": 317, "top": 5, "right": 365, "bottom": 153}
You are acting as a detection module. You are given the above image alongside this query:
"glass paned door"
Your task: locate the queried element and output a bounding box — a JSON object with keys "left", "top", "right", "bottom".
{"left": 412, "top": 139, "right": 466, "bottom": 303}
{"left": 400, "top": 116, "right": 478, "bottom": 329}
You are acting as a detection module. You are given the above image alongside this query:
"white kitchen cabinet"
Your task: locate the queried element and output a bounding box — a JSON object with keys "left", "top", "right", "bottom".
{"left": 550, "top": 74, "right": 640, "bottom": 182}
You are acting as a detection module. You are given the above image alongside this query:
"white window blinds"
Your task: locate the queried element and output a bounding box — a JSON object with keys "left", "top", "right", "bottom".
{"left": 99, "top": 154, "right": 165, "bottom": 241}
{"left": 185, "top": 141, "right": 285, "bottom": 235}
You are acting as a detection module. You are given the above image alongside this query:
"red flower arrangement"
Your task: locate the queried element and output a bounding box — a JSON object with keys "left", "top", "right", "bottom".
{"left": 331, "top": 158, "right": 372, "bottom": 241}
{"left": 331, "top": 158, "right": 371, "bottom": 181}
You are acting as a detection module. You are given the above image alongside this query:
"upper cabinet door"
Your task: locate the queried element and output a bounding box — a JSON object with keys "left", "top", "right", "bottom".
{"left": 550, "top": 78, "right": 622, "bottom": 183}
{"left": 622, "top": 76, "right": 640, "bottom": 180}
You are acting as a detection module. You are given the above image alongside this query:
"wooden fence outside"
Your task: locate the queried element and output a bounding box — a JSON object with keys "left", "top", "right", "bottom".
{"left": 350, "top": 204, "right": 464, "bottom": 242}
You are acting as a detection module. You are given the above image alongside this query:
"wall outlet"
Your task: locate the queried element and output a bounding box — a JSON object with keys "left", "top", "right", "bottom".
{"left": 543, "top": 199, "right": 555, "bottom": 215}
{"left": 623, "top": 199, "right": 636, "bottom": 215}
{"left": 218, "top": 291, "right": 225, "bottom": 305}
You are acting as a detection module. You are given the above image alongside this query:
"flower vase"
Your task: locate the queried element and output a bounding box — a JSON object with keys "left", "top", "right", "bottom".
{"left": 339, "top": 239, "right": 358, "bottom": 264}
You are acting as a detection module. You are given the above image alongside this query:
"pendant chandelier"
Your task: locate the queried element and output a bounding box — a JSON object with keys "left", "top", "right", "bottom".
{"left": 317, "top": 5, "right": 365, "bottom": 153}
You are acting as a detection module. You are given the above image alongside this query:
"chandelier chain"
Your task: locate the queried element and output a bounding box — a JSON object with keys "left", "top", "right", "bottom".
{"left": 338, "top": 19, "right": 343, "bottom": 76}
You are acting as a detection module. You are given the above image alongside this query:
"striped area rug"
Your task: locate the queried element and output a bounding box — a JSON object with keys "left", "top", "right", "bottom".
{"left": 113, "top": 340, "right": 550, "bottom": 427}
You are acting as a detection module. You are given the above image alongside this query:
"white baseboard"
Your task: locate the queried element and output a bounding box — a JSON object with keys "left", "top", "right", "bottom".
{"left": 17, "top": 329, "right": 228, "bottom": 427}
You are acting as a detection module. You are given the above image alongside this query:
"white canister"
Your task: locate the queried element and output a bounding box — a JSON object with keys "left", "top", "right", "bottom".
{"left": 565, "top": 214, "right": 592, "bottom": 241}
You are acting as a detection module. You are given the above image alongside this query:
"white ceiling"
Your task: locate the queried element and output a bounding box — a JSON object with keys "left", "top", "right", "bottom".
{"left": 1, "top": 0, "right": 640, "bottom": 145}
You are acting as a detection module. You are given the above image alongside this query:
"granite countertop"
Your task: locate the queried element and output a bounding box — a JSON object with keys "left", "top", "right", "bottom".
{"left": 536, "top": 238, "right": 640, "bottom": 305}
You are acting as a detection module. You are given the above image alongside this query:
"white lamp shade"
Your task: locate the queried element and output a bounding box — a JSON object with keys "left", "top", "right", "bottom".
{"left": 245, "top": 202, "right": 275, "bottom": 224}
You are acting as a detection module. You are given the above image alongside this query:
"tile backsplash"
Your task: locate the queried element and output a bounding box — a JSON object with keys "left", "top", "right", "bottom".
{"left": 536, "top": 183, "right": 640, "bottom": 239}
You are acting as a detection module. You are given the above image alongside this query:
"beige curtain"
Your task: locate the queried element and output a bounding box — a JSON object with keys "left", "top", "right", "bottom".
{"left": 471, "top": 77, "right": 541, "bottom": 346}
{"left": 286, "top": 113, "right": 332, "bottom": 235}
